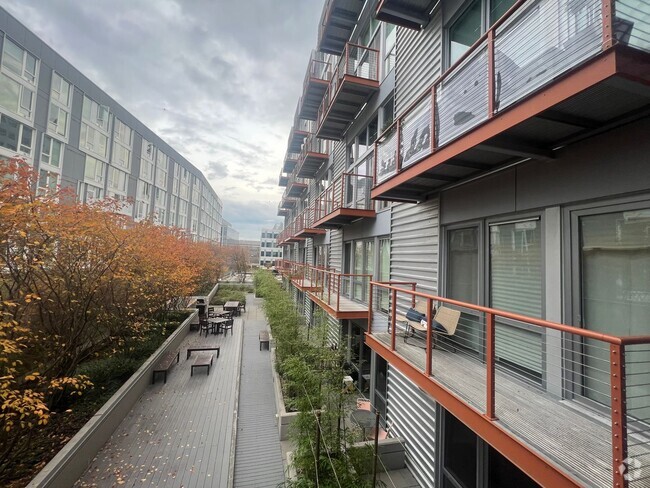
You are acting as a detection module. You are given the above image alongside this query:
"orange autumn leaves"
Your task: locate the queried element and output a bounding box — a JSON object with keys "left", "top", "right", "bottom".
{"left": 0, "top": 158, "right": 221, "bottom": 461}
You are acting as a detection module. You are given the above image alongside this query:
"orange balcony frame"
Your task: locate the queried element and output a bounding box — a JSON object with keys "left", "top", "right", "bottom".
{"left": 308, "top": 267, "right": 372, "bottom": 320}
{"left": 375, "top": 0, "right": 435, "bottom": 30}
{"left": 299, "top": 55, "right": 332, "bottom": 121}
{"left": 294, "top": 206, "right": 327, "bottom": 239}
{"left": 314, "top": 172, "right": 376, "bottom": 228}
{"left": 367, "top": 282, "right": 650, "bottom": 488}
{"left": 318, "top": 0, "right": 365, "bottom": 56}
{"left": 296, "top": 134, "right": 330, "bottom": 179}
{"left": 286, "top": 262, "right": 323, "bottom": 293}
{"left": 317, "top": 42, "right": 380, "bottom": 141}
{"left": 278, "top": 172, "right": 288, "bottom": 187}
{"left": 371, "top": 0, "right": 650, "bottom": 202}
{"left": 286, "top": 174, "right": 308, "bottom": 198}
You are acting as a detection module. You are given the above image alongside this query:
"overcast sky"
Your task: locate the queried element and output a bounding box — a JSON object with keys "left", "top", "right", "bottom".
{"left": 5, "top": 0, "right": 323, "bottom": 240}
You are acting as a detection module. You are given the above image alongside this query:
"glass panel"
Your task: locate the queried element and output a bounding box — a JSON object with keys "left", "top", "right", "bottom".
{"left": 490, "top": 0, "right": 516, "bottom": 24}
{"left": 490, "top": 219, "right": 543, "bottom": 378}
{"left": 448, "top": 227, "right": 482, "bottom": 352}
{"left": 20, "top": 88, "right": 33, "bottom": 117}
{"left": 354, "top": 241, "right": 363, "bottom": 300}
{"left": 20, "top": 126, "right": 32, "bottom": 152}
{"left": 0, "top": 115, "right": 19, "bottom": 151}
{"left": 0, "top": 73, "right": 20, "bottom": 113}
{"left": 444, "top": 411, "right": 477, "bottom": 488}
{"left": 580, "top": 209, "right": 650, "bottom": 408}
{"left": 379, "top": 238, "right": 390, "bottom": 312}
{"left": 449, "top": 0, "right": 482, "bottom": 65}
{"left": 24, "top": 53, "right": 37, "bottom": 83}
{"left": 51, "top": 139, "right": 61, "bottom": 167}
{"left": 2, "top": 39, "right": 23, "bottom": 76}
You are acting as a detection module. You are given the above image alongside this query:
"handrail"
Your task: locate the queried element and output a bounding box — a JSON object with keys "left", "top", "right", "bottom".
{"left": 373, "top": 0, "right": 615, "bottom": 188}
{"left": 314, "top": 171, "right": 374, "bottom": 221}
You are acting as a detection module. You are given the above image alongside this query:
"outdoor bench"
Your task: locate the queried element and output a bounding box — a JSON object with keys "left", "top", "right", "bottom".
{"left": 152, "top": 350, "right": 180, "bottom": 384}
{"left": 191, "top": 353, "right": 214, "bottom": 376}
{"left": 259, "top": 330, "right": 270, "bottom": 351}
{"left": 187, "top": 346, "right": 220, "bottom": 360}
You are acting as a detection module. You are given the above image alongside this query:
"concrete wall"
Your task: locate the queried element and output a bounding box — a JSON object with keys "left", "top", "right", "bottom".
{"left": 28, "top": 310, "right": 198, "bottom": 488}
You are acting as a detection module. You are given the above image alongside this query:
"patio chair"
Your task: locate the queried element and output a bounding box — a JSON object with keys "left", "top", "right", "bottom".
{"left": 222, "top": 317, "right": 234, "bottom": 335}
{"left": 431, "top": 306, "right": 461, "bottom": 352}
{"left": 199, "top": 317, "right": 212, "bottom": 337}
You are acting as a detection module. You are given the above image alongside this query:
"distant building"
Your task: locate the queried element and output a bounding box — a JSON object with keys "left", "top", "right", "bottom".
{"left": 259, "top": 223, "right": 282, "bottom": 267}
{"left": 221, "top": 220, "right": 239, "bottom": 245}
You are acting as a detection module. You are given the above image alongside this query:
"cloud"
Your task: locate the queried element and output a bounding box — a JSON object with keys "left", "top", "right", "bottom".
{"left": 5, "top": 0, "right": 322, "bottom": 239}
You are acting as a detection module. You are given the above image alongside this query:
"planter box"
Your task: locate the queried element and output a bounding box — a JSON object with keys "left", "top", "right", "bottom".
{"left": 350, "top": 437, "right": 407, "bottom": 471}
{"left": 271, "top": 347, "right": 299, "bottom": 441}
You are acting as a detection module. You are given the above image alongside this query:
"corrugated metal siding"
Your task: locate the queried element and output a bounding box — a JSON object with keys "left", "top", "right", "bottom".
{"left": 387, "top": 366, "right": 437, "bottom": 488}
{"left": 327, "top": 315, "right": 340, "bottom": 347}
{"left": 395, "top": 10, "right": 443, "bottom": 116}
{"left": 329, "top": 229, "right": 343, "bottom": 271}
{"left": 390, "top": 199, "right": 439, "bottom": 295}
{"left": 331, "top": 140, "right": 347, "bottom": 179}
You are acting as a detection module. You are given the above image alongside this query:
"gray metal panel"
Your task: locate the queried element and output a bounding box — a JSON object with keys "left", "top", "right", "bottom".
{"left": 387, "top": 366, "right": 437, "bottom": 488}
{"left": 395, "top": 10, "right": 443, "bottom": 116}
{"left": 332, "top": 140, "right": 347, "bottom": 179}
{"left": 390, "top": 199, "right": 439, "bottom": 295}
{"left": 327, "top": 315, "right": 340, "bottom": 347}
{"left": 329, "top": 229, "right": 343, "bottom": 271}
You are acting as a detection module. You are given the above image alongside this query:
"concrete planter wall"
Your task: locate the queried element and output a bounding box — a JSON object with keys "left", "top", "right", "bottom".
{"left": 28, "top": 309, "right": 198, "bottom": 488}
{"left": 271, "top": 347, "right": 299, "bottom": 441}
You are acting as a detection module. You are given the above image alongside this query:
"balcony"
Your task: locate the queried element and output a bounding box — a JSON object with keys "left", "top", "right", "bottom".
{"left": 367, "top": 282, "right": 650, "bottom": 488}
{"left": 314, "top": 172, "right": 375, "bottom": 228}
{"left": 318, "top": 0, "right": 365, "bottom": 55}
{"left": 287, "top": 114, "right": 314, "bottom": 154}
{"left": 286, "top": 171, "right": 308, "bottom": 198}
{"left": 299, "top": 53, "right": 332, "bottom": 121}
{"left": 308, "top": 267, "right": 371, "bottom": 320}
{"left": 283, "top": 152, "right": 300, "bottom": 173}
{"left": 317, "top": 43, "right": 380, "bottom": 140}
{"left": 277, "top": 204, "right": 289, "bottom": 217}
{"left": 285, "top": 261, "right": 323, "bottom": 292}
{"left": 375, "top": 0, "right": 435, "bottom": 30}
{"left": 294, "top": 206, "right": 326, "bottom": 239}
{"left": 278, "top": 172, "right": 288, "bottom": 187}
{"left": 296, "top": 134, "right": 330, "bottom": 179}
{"left": 277, "top": 220, "right": 299, "bottom": 245}
{"left": 372, "top": 0, "right": 650, "bottom": 202}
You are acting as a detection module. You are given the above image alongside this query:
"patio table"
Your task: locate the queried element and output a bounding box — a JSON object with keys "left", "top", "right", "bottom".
{"left": 224, "top": 301, "right": 241, "bottom": 316}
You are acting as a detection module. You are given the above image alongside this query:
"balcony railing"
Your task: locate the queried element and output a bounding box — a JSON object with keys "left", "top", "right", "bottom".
{"left": 286, "top": 170, "right": 308, "bottom": 198}
{"left": 287, "top": 111, "right": 314, "bottom": 153}
{"left": 296, "top": 133, "right": 329, "bottom": 179}
{"left": 314, "top": 172, "right": 375, "bottom": 227}
{"left": 278, "top": 172, "right": 288, "bottom": 187}
{"left": 294, "top": 206, "right": 326, "bottom": 238}
{"left": 283, "top": 152, "right": 300, "bottom": 173}
{"left": 367, "top": 282, "right": 650, "bottom": 487}
{"left": 300, "top": 53, "right": 333, "bottom": 121}
{"left": 318, "top": 0, "right": 364, "bottom": 55}
{"left": 309, "top": 267, "right": 372, "bottom": 319}
{"left": 317, "top": 42, "right": 380, "bottom": 140}
{"left": 372, "top": 0, "right": 650, "bottom": 201}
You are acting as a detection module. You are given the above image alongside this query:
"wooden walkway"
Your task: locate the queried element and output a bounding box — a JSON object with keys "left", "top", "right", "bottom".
{"left": 233, "top": 295, "right": 285, "bottom": 487}
{"left": 75, "top": 319, "right": 244, "bottom": 487}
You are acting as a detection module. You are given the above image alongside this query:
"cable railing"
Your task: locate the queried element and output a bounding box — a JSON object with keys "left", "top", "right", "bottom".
{"left": 317, "top": 42, "right": 380, "bottom": 131}
{"left": 314, "top": 172, "right": 374, "bottom": 222}
{"left": 374, "top": 0, "right": 623, "bottom": 186}
{"left": 309, "top": 267, "right": 373, "bottom": 314}
{"left": 368, "top": 282, "right": 650, "bottom": 487}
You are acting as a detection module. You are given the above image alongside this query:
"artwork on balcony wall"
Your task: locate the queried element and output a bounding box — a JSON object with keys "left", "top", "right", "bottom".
{"left": 376, "top": 128, "right": 397, "bottom": 184}
{"left": 400, "top": 98, "right": 432, "bottom": 169}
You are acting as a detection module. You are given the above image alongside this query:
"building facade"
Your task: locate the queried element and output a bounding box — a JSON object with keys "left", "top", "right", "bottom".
{"left": 221, "top": 219, "right": 240, "bottom": 246}
{"left": 0, "top": 8, "right": 223, "bottom": 242}
{"left": 259, "top": 223, "right": 283, "bottom": 267}
{"left": 277, "top": 0, "right": 650, "bottom": 487}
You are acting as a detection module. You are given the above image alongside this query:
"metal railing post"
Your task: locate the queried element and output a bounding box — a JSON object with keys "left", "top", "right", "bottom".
{"left": 611, "top": 343, "right": 628, "bottom": 488}
{"left": 603, "top": 0, "right": 614, "bottom": 49}
{"left": 336, "top": 274, "right": 341, "bottom": 312}
{"left": 486, "top": 312, "right": 497, "bottom": 420}
{"left": 391, "top": 288, "right": 397, "bottom": 351}
{"left": 368, "top": 282, "right": 374, "bottom": 334}
{"left": 396, "top": 119, "right": 402, "bottom": 172}
{"left": 487, "top": 29, "right": 495, "bottom": 117}
{"left": 426, "top": 297, "right": 433, "bottom": 376}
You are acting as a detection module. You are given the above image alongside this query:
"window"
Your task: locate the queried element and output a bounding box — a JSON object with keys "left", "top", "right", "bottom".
{"left": 82, "top": 183, "right": 103, "bottom": 203}
{"left": 113, "top": 118, "right": 132, "bottom": 146}
{"left": 0, "top": 114, "right": 32, "bottom": 155}
{"left": 48, "top": 104, "right": 69, "bottom": 137}
{"left": 47, "top": 72, "right": 72, "bottom": 138}
{"left": 82, "top": 95, "right": 109, "bottom": 132}
{"left": 51, "top": 72, "right": 71, "bottom": 106}
{"left": 447, "top": 0, "right": 516, "bottom": 65}
{"left": 108, "top": 166, "right": 128, "bottom": 193}
{"left": 156, "top": 152, "right": 169, "bottom": 188}
{"left": 112, "top": 119, "right": 132, "bottom": 170}
{"left": 0, "top": 72, "right": 34, "bottom": 119}
{"left": 140, "top": 157, "right": 155, "bottom": 182}
{"left": 383, "top": 23, "right": 396, "bottom": 77}
{"left": 2, "top": 38, "right": 37, "bottom": 83}
{"left": 41, "top": 135, "right": 63, "bottom": 168}
{"left": 38, "top": 169, "right": 58, "bottom": 193}
{"left": 84, "top": 155, "right": 106, "bottom": 184}
{"left": 80, "top": 123, "right": 108, "bottom": 159}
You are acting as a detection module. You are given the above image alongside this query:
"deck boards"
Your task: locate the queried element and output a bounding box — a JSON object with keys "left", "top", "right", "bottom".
{"left": 75, "top": 317, "right": 244, "bottom": 488}
{"left": 233, "top": 295, "right": 285, "bottom": 487}
{"left": 373, "top": 332, "right": 650, "bottom": 488}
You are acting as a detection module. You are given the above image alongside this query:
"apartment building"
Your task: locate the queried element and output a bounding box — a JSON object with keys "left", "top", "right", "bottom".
{"left": 0, "top": 9, "right": 223, "bottom": 242}
{"left": 259, "top": 223, "right": 283, "bottom": 267}
{"left": 277, "top": 0, "right": 650, "bottom": 486}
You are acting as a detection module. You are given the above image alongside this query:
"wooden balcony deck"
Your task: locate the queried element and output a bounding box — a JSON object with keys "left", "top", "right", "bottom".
{"left": 369, "top": 331, "right": 650, "bottom": 487}
{"left": 309, "top": 291, "right": 368, "bottom": 320}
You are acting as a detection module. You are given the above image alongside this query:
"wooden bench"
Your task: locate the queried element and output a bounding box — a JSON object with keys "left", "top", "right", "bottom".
{"left": 259, "top": 330, "right": 270, "bottom": 350}
{"left": 186, "top": 346, "right": 220, "bottom": 360}
{"left": 191, "top": 354, "right": 214, "bottom": 376}
{"left": 152, "top": 350, "right": 180, "bottom": 384}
